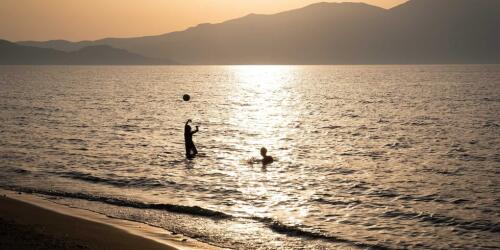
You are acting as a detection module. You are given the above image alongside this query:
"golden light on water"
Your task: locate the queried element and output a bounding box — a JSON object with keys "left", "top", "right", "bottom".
{"left": 229, "top": 65, "right": 295, "bottom": 154}
{"left": 233, "top": 65, "right": 291, "bottom": 91}
{"left": 224, "top": 66, "right": 308, "bottom": 222}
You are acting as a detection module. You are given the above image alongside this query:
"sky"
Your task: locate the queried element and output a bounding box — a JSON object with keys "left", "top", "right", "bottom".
{"left": 0, "top": 0, "right": 406, "bottom": 42}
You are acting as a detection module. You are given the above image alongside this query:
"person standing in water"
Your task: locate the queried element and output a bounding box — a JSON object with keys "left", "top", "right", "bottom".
{"left": 260, "top": 147, "right": 274, "bottom": 165}
{"left": 184, "top": 119, "right": 199, "bottom": 158}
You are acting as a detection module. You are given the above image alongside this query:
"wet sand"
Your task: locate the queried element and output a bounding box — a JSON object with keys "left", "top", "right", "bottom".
{"left": 0, "top": 190, "right": 218, "bottom": 250}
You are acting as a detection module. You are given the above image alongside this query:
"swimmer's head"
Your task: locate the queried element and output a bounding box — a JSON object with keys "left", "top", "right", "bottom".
{"left": 260, "top": 147, "right": 267, "bottom": 157}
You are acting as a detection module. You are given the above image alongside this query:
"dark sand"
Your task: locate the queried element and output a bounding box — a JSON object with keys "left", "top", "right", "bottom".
{"left": 0, "top": 195, "right": 175, "bottom": 250}
{"left": 0, "top": 191, "right": 219, "bottom": 250}
{"left": 0, "top": 216, "right": 91, "bottom": 250}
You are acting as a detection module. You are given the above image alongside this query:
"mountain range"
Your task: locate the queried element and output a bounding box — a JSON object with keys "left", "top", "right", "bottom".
{"left": 0, "top": 40, "right": 174, "bottom": 65}
{"left": 11, "top": 0, "right": 500, "bottom": 64}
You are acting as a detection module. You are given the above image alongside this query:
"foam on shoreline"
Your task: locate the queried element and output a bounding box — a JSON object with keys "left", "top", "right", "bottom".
{"left": 0, "top": 189, "right": 220, "bottom": 250}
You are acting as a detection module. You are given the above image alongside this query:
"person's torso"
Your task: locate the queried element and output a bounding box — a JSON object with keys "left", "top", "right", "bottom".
{"left": 184, "top": 126, "right": 193, "bottom": 141}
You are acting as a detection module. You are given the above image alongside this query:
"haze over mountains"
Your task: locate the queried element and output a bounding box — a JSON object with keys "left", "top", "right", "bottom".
{"left": 13, "top": 0, "right": 500, "bottom": 64}
{"left": 0, "top": 40, "right": 174, "bottom": 65}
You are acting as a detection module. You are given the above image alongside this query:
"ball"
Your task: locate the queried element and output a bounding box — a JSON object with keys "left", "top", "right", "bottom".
{"left": 183, "top": 94, "right": 190, "bottom": 101}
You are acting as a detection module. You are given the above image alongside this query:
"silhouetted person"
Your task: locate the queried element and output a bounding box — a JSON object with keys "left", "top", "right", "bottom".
{"left": 260, "top": 147, "right": 273, "bottom": 165}
{"left": 184, "top": 119, "right": 199, "bottom": 158}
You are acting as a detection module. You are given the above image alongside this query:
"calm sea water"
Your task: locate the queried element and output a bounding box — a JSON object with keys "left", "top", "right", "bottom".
{"left": 0, "top": 65, "right": 499, "bottom": 249}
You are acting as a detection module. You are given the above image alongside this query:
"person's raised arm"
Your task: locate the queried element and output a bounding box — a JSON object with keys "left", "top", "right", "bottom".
{"left": 192, "top": 125, "right": 199, "bottom": 134}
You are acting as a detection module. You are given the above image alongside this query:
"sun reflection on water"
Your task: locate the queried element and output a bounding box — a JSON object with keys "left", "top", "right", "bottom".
{"left": 232, "top": 65, "right": 291, "bottom": 90}
{"left": 220, "top": 65, "right": 309, "bottom": 222}
{"left": 228, "top": 65, "right": 296, "bottom": 153}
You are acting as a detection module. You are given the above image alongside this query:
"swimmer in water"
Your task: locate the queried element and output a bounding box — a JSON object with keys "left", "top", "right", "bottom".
{"left": 260, "top": 147, "right": 273, "bottom": 165}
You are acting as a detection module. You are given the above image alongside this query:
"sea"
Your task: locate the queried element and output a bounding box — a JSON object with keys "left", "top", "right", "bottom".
{"left": 0, "top": 65, "right": 499, "bottom": 249}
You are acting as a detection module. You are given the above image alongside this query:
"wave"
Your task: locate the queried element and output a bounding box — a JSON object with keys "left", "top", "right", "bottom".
{"left": 251, "top": 217, "right": 390, "bottom": 250}
{"left": 3, "top": 167, "right": 31, "bottom": 174}
{"left": 366, "top": 188, "right": 471, "bottom": 205}
{"left": 6, "top": 186, "right": 231, "bottom": 219}
{"left": 50, "top": 171, "right": 180, "bottom": 189}
{"left": 4, "top": 186, "right": 391, "bottom": 249}
{"left": 382, "top": 209, "right": 499, "bottom": 233}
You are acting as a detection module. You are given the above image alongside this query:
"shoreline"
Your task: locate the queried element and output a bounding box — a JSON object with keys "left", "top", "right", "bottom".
{"left": 0, "top": 189, "right": 220, "bottom": 250}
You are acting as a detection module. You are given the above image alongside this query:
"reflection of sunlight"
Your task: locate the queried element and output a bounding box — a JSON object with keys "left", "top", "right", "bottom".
{"left": 232, "top": 65, "right": 292, "bottom": 91}
{"left": 222, "top": 65, "right": 304, "bottom": 224}
{"left": 227, "top": 65, "right": 295, "bottom": 155}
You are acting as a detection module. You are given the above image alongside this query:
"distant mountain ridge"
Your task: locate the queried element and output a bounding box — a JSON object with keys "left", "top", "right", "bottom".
{"left": 0, "top": 40, "right": 175, "bottom": 65}
{"left": 16, "top": 0, "right": 500, "bottom": 64}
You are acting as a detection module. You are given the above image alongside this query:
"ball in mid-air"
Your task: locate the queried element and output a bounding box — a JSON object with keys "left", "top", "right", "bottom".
{"left": 183, "top": 94, "right": 190, "bottom": 101}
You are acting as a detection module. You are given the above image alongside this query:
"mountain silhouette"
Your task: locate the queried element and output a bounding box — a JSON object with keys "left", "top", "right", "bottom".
{"left": 17, "top": 0, "right": 500, "bottom": 64}
{"left": 0, "top": 40, "right": 175, "bottom": 65}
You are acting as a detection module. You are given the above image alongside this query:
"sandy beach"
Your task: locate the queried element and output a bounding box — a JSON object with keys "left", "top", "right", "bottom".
{"left": 0, "top": 190, "right": 218, "bottom": 250}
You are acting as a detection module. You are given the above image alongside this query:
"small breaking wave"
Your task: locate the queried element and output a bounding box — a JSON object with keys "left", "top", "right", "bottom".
{"left": 7, "top": 186, "right": 231, "bottom": 219}
{"left": 4, "top": 186, "right": 392, "bottom": 249}
{"left": 251, "top": 217, "right": 390, "bottom": 250}
{"left": 51, "top": 171, "right": 179, "bottom": 189}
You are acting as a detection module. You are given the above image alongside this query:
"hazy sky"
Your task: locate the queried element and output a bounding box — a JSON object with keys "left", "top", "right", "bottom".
{"left": 0, "top": 0, "right": 406, "bottom": 42}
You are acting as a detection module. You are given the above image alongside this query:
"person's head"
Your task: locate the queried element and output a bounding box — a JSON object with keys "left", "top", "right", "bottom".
{"left": 260, "top": 147, "right": 267, "bottom": 157}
